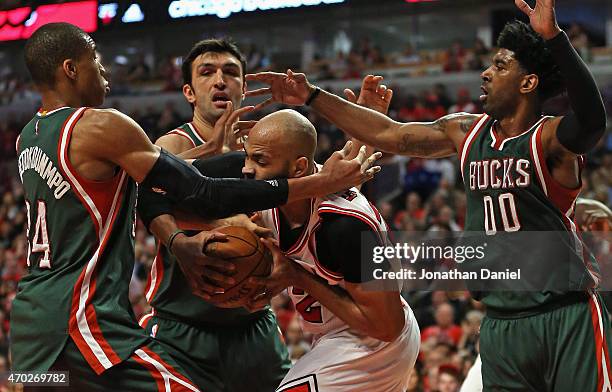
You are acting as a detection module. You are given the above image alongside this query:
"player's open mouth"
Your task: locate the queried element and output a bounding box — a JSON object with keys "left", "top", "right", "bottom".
{"left": 212, "top": 92, "right": 231, "bottom": 108}
{"left": 479, "top": 86, "right": 488, "bottom": 102}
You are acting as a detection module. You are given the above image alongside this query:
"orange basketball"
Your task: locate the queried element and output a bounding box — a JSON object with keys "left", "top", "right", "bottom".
{"left": 204, "top": 226, "right": 272, "bottom": 308}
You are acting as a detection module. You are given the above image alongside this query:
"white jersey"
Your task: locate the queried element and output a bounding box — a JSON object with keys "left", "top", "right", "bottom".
{"left": 260, "top": 185, "right": 391, "bottom": 337}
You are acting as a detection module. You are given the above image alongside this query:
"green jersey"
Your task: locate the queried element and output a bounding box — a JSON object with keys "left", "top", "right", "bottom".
{"left": 12, "top": 107, "right": 148, "bottom": 374}
{"left": 460, "top": 114, "right": 599, "bottom": 316}
{"left": 145, "top": 123, "right": 259, "bottom": 326}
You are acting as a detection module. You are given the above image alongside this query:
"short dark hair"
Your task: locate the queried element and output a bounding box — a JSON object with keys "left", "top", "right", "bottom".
{"left": 181, "top": 38, "right": 246, "bottom": 86}
{"left": 497, "top": 20, "right": 564, "bottom": 100}
{"left": 24, "top": 22, "right": 92, "bottom": 87}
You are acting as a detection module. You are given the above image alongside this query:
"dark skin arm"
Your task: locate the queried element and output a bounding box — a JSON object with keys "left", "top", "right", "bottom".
{"left": 244, "top": 71, "right": 479, "bottom": 158}
{"left": 516, "top": 0, "right": 595, "bottom": 189}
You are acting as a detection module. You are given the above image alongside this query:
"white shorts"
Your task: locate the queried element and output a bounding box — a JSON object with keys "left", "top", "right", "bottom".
{"left": 276, "top": 305, "right": 420, "bottom": 392}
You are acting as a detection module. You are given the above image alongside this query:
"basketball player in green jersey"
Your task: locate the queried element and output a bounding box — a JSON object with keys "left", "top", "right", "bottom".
{"left": 138, "top": 39, "right": 291, "bottom": 392}
{"left": 12, "top": 22, "right": 379, "bottom": 391}
{"left": 244, "top": 0, "right": 610, "bottom": 390}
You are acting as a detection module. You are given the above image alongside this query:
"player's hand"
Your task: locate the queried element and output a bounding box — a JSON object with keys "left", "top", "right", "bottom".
{"left": 220, "top": 213, "right": 273, "bottom": 238}
{"left": 209, "top": 102, "right": 255, "bottom": 154}
{"left": 344, "top": 74, "right": 393, "bottom": 115}
{"left": 172, "top": 231, "right": 237, "bottom": 301}
{"left": 244, "top": 237, "right": 300, "bottom": 312}
{"left": 515, "top": 0, "right": 561, "bottom": 40}
{"left": 316, "top": 141, "right": 382, "bottom": 195}
{"left": 576, "top": 198, "right": 612, "bottom": 231}
{"left": 245, "top": 69, "right": 314, "bottom": 110}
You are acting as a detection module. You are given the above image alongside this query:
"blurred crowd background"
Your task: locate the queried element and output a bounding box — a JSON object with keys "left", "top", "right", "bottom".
{"left": 1, "top": 0, "right": 612, "bottom": 391}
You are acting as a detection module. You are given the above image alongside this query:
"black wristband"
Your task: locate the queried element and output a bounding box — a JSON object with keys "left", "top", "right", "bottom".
{"left": 167, "top": 229, "right": 186, "bottom": 255}
{"left": 305, "top": 86, "right": 321, "bottom": 106}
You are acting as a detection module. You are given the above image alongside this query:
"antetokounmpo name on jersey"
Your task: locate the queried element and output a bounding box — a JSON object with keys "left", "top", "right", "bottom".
{"left": 18, "top": 146, "right": 71, "bottom": 199}
{"left": 468, "top": 158, "right": 531, "bottom": 191}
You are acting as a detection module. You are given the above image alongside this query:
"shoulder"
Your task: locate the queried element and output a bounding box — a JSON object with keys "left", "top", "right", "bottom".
{"left": 155, "top": 126, "right": 194, "bottom": 152}
{"left": 78, "top": 108, "right": 138, "bottom": 132}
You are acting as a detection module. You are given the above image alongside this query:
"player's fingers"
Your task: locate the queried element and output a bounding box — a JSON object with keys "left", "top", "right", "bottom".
{"left": 363, "top": 75, "right": 382, "bottom": 90}
{"left": 377, "top": 84, "right": 388, "bottom": 95}
{"left": 353, "top": 145, "right": 368, "bottom": 165}
{"left": 364, "top": 166, "right": 382, "bottom": 178}
{"left": 334, "top": 140, "right": 352, "bottom": 160}
{"left": 361, "top": 151, "right": 382, "bottom": 173}
{"left": 253, "top": 226, "right": 273, "bottom": 238}
{"left": 227, "top": 105, "right": 255, "bottom": 125}
{"left": 344, "top": 88, "right": 357, "bottom": 103}
{"left": 514, "top": 0, "right": 534, "bottom": 15}
{"left": 384, "top": 88, "right": 394, "bottom": 103}
{"left": 233, "top": 120, "right": 258, "bottom": 132}
{"left": 202, "top": 268, "right": 236, "bottom": 288}
{"left": 244, "top": 87, "right": 271, "bottom": 97}
{"left": 260, "top": 237, "right": 281, "bottom": 255}
{"left": 245, "top": 72, "right": 285, "bottom": 82}
{"left": 287, "top": 69, "right": 307, "bottom": 82}
{"left": 253, "top": 98, "right": 274, "bottom": 111}
{"left": 199, "top": 258, "right": 236, "bottom": 274}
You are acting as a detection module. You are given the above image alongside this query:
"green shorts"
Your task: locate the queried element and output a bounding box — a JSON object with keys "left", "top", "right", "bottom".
{"left": 142, "top": 310, "right": 291, "bottom": 392}
{"left": 480, "top": 293, "right": 612, "bottom": 392}
{"left": 24, "top": 337, "right": 199, "bottom": 392}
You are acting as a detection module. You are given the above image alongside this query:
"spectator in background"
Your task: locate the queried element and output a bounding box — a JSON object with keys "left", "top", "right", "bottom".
{"left": 395, "top": 44, "right": 422, "bottom": 66}
{"left": 438, "top": 364, "right": 462, "bottom": 392}
{"left": 449, "top": 88, "right": 477, "bottom": 114}
{"left": 568, "top": 23, "right": 590, "bottom": 59}
{"left": 465, "top": 38, "right": 489, "bottom": 71}
{"left": 434, "top": 84, "right": 453, "bottom": 111}
{"left": 421, "top": 303, "right": 463, "bottom": 346}
{"left": 443, "top": 40, "right": 466, "bottom": 73}
{"left": 128, "top": 53, "right": 151, "bottom": 82}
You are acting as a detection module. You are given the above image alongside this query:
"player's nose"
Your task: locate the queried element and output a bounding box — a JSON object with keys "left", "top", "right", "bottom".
{"left": 242, "top": 166, "right": 255, "bottom": 179}
{"left": 214, "top": 69, "right": 226, "bottom": 88}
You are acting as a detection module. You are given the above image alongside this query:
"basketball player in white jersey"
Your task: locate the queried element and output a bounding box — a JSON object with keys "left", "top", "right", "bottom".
{"left": 242, "top": 108, "right": 420, "bottom": 391}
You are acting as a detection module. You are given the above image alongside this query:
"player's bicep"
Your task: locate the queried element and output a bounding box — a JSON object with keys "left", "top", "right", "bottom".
{"left": 82, "top": 109, "right": 159, "bottom": 182}
{"left": 395, "top": 113, "right": 478, "bottom": 158}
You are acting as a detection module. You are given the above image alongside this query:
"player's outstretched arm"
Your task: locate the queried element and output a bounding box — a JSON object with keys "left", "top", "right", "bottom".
{"left": 516, "top": 0, "right": 607, "bottom": 155}
{"left": 75, "top": 109, "right": 381, "bottom": 219}
{"left": 245, "top": 70, "right": 479, "bottom": 157}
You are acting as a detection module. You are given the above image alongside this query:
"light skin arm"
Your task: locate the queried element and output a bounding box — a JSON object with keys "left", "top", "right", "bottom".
{"left": 245, "top": 71, "right": 479, "bottom": 158}
{"left": 247, "top": 238, "right": 405, "bottom": 342}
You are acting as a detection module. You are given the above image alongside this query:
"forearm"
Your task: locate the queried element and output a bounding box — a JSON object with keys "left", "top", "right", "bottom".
{"left": 310, "top": 88, "right": 402, "bottom": 153}
{"left": 141, "top": 149, "right": 291, "bottom": 219}
{"left": 548, "top": 31, "right": 607, "bottom": 154}
{"left": 149, "top": 214, "right": 182, "bottom": 246}
{"left": 292, "top": 267, "right": 396, "bottom": 341}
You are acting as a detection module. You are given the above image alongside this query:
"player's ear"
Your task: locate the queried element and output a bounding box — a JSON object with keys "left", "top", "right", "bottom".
{"left": 63, "top": 59, "right": 78, "bottom": 81}
{"left": 183, "top": 84, "right": 196, "bottom": 104}
{"left": 293, "top": 157, "right": 309, "bottom": 177}
{"left": 520, "top": 73, "right": 539, "bottom": 95}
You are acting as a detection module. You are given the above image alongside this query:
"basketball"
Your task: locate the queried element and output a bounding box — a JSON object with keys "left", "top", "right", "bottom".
{"left": 204, "top": 226, "right": 273, "bottom": 308}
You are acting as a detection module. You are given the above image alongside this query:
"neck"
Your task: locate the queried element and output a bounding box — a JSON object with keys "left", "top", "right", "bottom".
{"left": 191, "top": 108, "right": 215, "bottom": 141}
{"left": 495, "top": 99, "right": 541, "bottom": 137}
{"left": 39, "top": 88, "right": 78, "bottom": 112}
